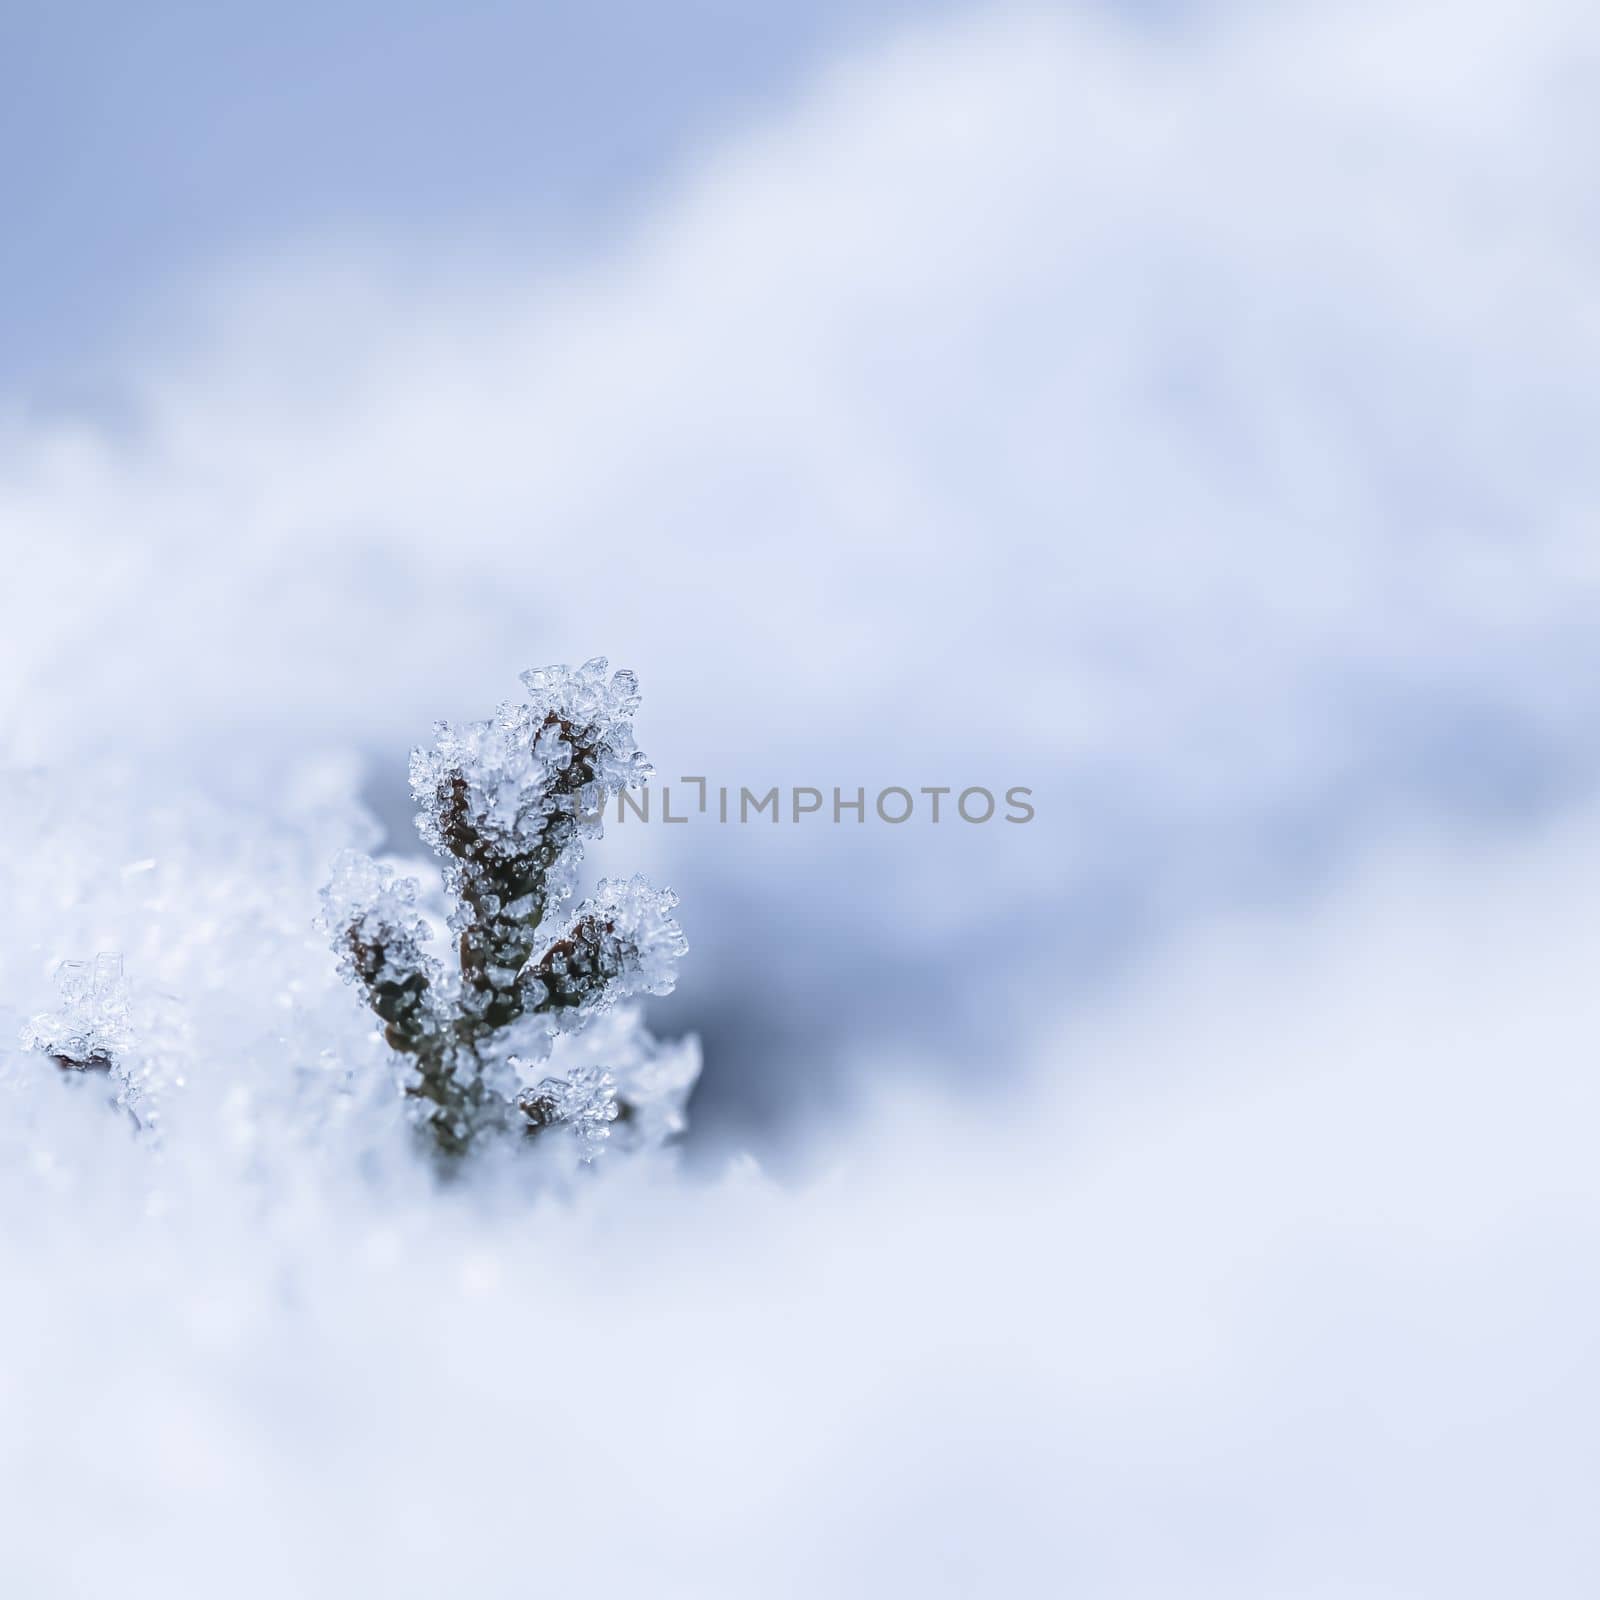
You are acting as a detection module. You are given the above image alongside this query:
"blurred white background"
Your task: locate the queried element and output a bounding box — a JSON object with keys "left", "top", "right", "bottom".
{"left": 2, "top": 1, "right": 1598, "bottom": 1592}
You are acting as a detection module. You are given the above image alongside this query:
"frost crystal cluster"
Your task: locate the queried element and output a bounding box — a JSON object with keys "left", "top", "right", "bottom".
{"left": 25, "top": 951, "right": 131, "bottom": 1072}
{"left": 22, "top": 952, "right": 154, "bottom": 1127}
{"left": 322, "top": 660, "right": 693, "bottom": 1160}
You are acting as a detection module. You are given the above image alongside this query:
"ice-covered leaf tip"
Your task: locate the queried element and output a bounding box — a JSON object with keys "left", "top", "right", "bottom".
{"left": 321, "top": 659, "right": 692, "bottom": 1162}
{"left": 24, "top": 952, "right": 148, "bottom": 1129}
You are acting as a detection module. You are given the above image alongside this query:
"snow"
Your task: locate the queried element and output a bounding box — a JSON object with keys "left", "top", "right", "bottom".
{"left": 1, "top": 794, "right": 1596, "bottom": 1595}
{"left": 2, "top": 0, "right": 1598, "bottom": 1590}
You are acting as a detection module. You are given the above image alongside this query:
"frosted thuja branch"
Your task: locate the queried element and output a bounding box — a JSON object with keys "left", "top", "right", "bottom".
{"left": 323, "top": 660, "right": 688, "bottom": 1161}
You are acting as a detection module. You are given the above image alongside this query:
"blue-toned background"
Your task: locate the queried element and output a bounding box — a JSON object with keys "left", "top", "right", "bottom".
{"left": 2, "top": 2, "right": 1597, "bottom": 1592}
{"left": 3, "top": 2, "right": 952, "bottom": 377}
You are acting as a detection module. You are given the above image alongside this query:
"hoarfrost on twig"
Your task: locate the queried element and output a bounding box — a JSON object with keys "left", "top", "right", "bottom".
{"left": 321, "top": 660, "right": 695, "bottom": 1164}
{"left": 23, "top": 952, "right": 153, "bottom": 1128}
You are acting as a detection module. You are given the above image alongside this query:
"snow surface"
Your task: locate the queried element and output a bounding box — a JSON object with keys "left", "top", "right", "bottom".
{"left": 2, "top": 0, "right": 1598, "bottom": 1591}
{"left": 1, "top": 777, "right": 1595, "bottom": 1595}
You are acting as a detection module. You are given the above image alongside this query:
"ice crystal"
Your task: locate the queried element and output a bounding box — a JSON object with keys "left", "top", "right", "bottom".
{"left": 23, "top": 952, "right": 150, "bottom": 1125}
{"left": 518, "top": 1065, "right": 618, "bottom": 1160}
{"left": 543, "top": 1005, "right": 702, "bottom": 1152}
{"left": 322, "top": 660, "right": 694, "bottom": 1162}
{"left": 26, "top": 950, "right": 131, "bottom": 1067}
